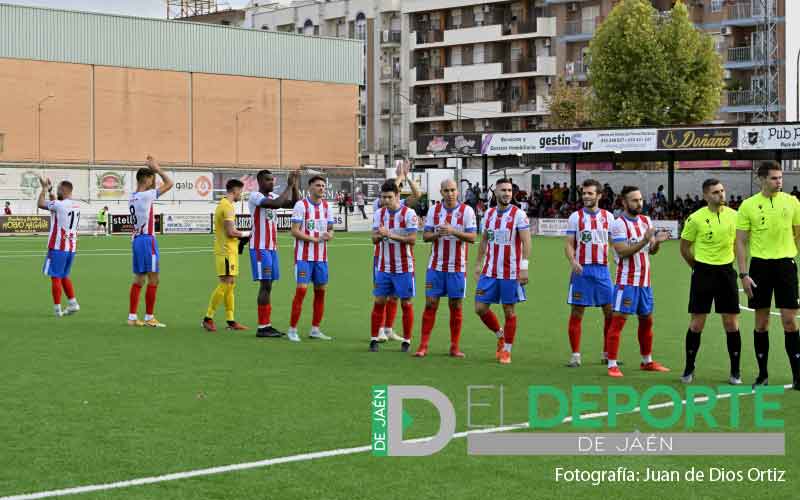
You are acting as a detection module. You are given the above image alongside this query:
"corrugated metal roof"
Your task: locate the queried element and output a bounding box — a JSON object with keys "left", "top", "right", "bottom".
{"left": 0, "top": 2, "right": 364, "bottom": 85}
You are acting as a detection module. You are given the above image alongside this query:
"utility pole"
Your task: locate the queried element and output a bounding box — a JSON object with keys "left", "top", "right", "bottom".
{"left": 389, "top": 71, "right": 394, "bottom": 170}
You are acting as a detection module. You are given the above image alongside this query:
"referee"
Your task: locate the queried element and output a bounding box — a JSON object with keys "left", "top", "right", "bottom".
{"left": 735, "top": 161, "right": 800, "bottom": 390}
{"left": 679, "top": 179, "right": 741, "bottom": 385}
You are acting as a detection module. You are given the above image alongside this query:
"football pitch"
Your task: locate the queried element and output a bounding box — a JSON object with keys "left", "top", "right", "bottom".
{"left": 1, "top": 233, "right": 798, "bottom": 500}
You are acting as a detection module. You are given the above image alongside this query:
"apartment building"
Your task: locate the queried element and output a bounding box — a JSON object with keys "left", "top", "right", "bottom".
{"left": 554, "top": 0, "right": 792, "bottom": 123}
{"left": 404, "top": 0, "right": 558, "bottom": 165}
{"left": 242, "top": 0, "right": 406, "bottom": 168}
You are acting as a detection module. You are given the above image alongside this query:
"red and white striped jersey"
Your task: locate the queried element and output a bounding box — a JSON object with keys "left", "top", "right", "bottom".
{"left": 566, "top": 208, "right": 614, "bottom": 266}
{"left": 292, "top": 198, "right": 334, "bottom": 262}
{"left": 480, "top": 206, "right": 530, "bottom": 280}
{"left": 129, "top": 189, "right": 158, "bottom": 237}
{"left": 424, "top": 202, "right": 477, "bottom": 273}
{"left": 373, "top": 205, "right": 418, "bottom": 273}
{"left": 46, "top": 199, "right": 80, "bottom": 253}
{"left": 249, "top": 191, "right": 279, "bottom": 251}
{"left": 611, "top": 214, "right": 653, "bottom": 287}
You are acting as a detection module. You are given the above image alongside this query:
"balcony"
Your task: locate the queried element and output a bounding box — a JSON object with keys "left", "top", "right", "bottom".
{"left": 502, "top": 98, "right": 548, "bottom": 114}
{"left": 721, "top": 88, "right": 781, "bottom": 113}
{"left": 416, "top": 103, "right": 445, "bottom": 118}
{"left": 416, "top": 30, "right": 444, "bottom": 45}
{"left": 724, "top": 45, "right": 775, "bottom": 69}
{"left": 563, "top": 17, "right": 599, "bottom": 42}
{"left": 380, "top": 66, "right": 401, "bottom": 82}
{"left": 723, "top": 1, "right": 779, "bottom": 26}
{"left": 380, "top": 98, "right": 402, "bottom": 117}
{"left": 565, "top": 59, "right": 588, "bottom": 81}
{"left": 502, "top": 56, "right": 537, "bottom": 74}
{"left": 381, "top": 30, "right": 401, "bottom": 45}
{"left": 416, "top": 65, "right": 445, "bottom": 82}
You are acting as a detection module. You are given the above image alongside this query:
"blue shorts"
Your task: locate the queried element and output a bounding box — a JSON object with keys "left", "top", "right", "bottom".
{"left": 613, "top": 285, "right": 654, "bottom": 316}
{"left": 568, "top": 264, "right": 613, "bottom": 307}
{"left": 374, "top": 271, "right": 415, "bottom": 299}
{"left": 43, "top": 249, "right": 75, "bottom": 278}
{"left": 250, "top": 249, "right": 280, "bottom": 281}
{"left": 132, "top": 235, "right": 159, "bottom": 274}
{"left": 296, "top": 260, "right": 328, "bottom": 286}
{"left": 426, "top": 269, "right": 466, "bottom": 299}
{"left": 475, "top": 275, "right": 526, "bottom": 305}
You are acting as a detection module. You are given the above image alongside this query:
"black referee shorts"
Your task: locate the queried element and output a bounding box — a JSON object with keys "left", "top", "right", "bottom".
{"left": 748, "top": 257, "right": 800, "bottom": 310}
{"left": 688, "top": 262, "right": 740, "bottom": 315}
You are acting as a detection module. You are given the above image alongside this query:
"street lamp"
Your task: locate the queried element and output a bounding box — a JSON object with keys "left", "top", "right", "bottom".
{"left": 235, "top": 104, "right": 253, "bottom": 166}
{"left": 37, "top": 93, "right": 55, "bottom": 164}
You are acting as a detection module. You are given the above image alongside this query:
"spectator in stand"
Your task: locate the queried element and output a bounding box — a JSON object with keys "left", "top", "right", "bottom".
{"left": 337, "top": 191, "right": 345, "bottom": 214}
{"left": 355, "top": 190, "right": 367, "bottom": 219}
{"left": 345, "top": 192, "right": 353, "bottom": 213}
{"left": 552, "top": 183, "right": 564, "bottom": 203}
{"left": 791, "top": 186, "right": 800, "bottom": 200}
{"left": 656, "top": 185, "right": 666, "bottom": 203}
{"left": 4, "top": 201, "right": 10, "bottom": 215}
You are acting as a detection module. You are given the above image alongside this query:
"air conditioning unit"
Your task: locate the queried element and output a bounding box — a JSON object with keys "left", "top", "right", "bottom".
{"left": 382, "top": 30, "right": 389, "bottom": 42}
{"left": 723, "top": 69, "right": 732, "bottom": 79}
{"left": 568, "top": 3, "right": 578, "bottom": 13}
{"left": 544, "top": 39, "right": 551, "bottom": 47}
{"left": 545, "top": 76, "right": 553, "bottom": 86}
{"left": 483, "top": 5, "right": 491, "bottom": 12}
{"left": 483, "top": 119, "right": 492, "bottom": 128}
{"left": 721, "top": 26, "right": 732, "bottom": 36}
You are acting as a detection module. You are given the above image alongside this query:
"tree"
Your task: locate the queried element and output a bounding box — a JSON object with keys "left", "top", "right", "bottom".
{"left": 588, "top": 0, "right": 722, "bottom": 127}
{"left": 546, "top": 79, "right": 594, "bottom": 129}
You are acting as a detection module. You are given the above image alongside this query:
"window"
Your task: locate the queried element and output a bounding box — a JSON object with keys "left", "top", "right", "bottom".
{"left": 510, "top": 46, "right": 522, "bottom": 61}
{"left": 451, "top": 46, "right": 462, "bottom": 65}
{"left": 451, "top": 9, "right": 462, "bottom": 28}
{"left": 711, "top": 0, "right": 723, "bottom": 12}
{"left": 474, "top": 81, "right": 485, "bottom": 101}
{"left": 474, "top": 43, "right": 485, "bottom": 64}
{"left": 473, "top": 6, "right": 484, "bottom": 25}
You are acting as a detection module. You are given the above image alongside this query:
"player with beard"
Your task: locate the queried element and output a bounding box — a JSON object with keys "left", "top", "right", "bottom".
{"left": 564, "top": 179, "right": 615, "bottom": 368}
{"left": 605, "top": 186, "right": 670, "bottom": 377}
{"left": 474, "top": 179, "right": 531, "bottom": 365}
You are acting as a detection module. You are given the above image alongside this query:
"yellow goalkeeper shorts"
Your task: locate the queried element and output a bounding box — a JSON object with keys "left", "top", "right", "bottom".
{"left": 215, "top": 254, "right": 239, "bottom": 277}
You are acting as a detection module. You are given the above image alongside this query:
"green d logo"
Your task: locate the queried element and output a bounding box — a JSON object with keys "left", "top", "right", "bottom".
{"left": 371, "top": 386, "right": 456, "bottom": 457}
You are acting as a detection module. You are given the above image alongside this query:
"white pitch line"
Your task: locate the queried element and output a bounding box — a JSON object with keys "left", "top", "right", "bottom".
{"left": 738, "top": 288, "right": 795, "bottom": 317}
{"left": 1, "top": 384, "right": 793, "bottom": 500}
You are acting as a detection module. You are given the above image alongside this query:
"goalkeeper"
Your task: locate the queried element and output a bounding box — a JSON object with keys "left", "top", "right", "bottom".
{"left": 202, "top": 179, "right": 251, "bottom": 332}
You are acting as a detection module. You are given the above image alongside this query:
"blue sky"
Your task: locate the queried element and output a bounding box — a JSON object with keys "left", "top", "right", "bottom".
{"left": 1, "top": 0, "right": 246, "bottom": 18}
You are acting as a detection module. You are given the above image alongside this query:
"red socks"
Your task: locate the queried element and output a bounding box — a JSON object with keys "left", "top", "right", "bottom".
{"left": 129, "top": 283, "right": 142, "bottom": 315}
{"left": 312, "top": 288, "right": 325, "bottom": 327}
{"left": 607, "top": 315, "right": 627, "bottom": 361}
{"left": 62, "top": 277, "right": 75, "bottom": 300}
{"left": 568, "top": 314, "right": 582, "bottom": 353}
{"left": 449, "top": 304, "right": 463, "bottom": 349}
{"left": 419, "top": 305, "right": 438, "bottom": 349}
{"left": 371, "top": 302, "right": 386, "bottom": 339}
{"left": 401, "top": 302, "right": 414, "bottom": 341}
{"left": 257, "top": 304, "right": 272, "bottom": 326}
{"left": 384, "top": 299, "right": 398, "bottom": 329}
{"left": 603, "top": 315, "right": 613, "bottom": 354}
{"left": 504, "top": 314, "right": 517, "bottom": 346}
{"left": 145, "top": 284, "right": 158, "bottom": 316}
{"left": 638, "top": 316, "right": 654, "bottom": 357}
{"left": 51, "top": 278, "right": 62, "bottom": 305}
{"left": 290, "top": 287, "right": 308, "bottom": 328}
{"left": 479, "top": 310, "right": 501, "bottom": 333}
